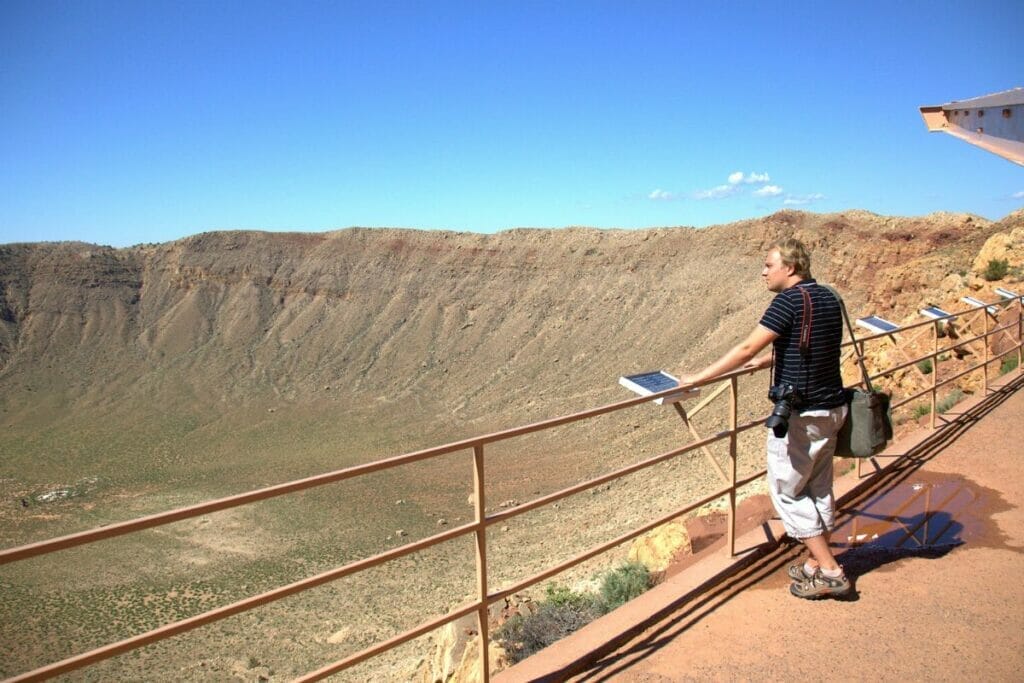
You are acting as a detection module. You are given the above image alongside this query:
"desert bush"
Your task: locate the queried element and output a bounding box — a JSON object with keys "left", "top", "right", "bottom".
{"left": 1001, "top": 355, "right": 1020, "bottom": 375}
{"left": 543, "top": 583, "right": 600, "bottom": 611}
{"left": 497, "top": 564, "right": 654, "bottom": 664}
{"left": 496, "top": 589, "right": 604, "bottom": 664}
{"left": 916, "top": 358, "right": 933, "bottom": 375}
{"left": 599, "top": 561, "right": 652, "bottom": 611}
{"left": 937, "top": 389, "right": 965, "bottom": 414}
{"left": 912, "top": 403, "right": 931, "bottom": 419}
{"left": 983, "top": 258, "right": 1009, "bottom": 281}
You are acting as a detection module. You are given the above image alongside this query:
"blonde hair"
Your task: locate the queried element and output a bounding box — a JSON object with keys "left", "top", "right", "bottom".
{"left": 771, "top": 238, "right": 812, "bottom": 279}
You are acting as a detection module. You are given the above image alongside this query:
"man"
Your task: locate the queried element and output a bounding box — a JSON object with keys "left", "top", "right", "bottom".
{"left": 678, "top": 238, "right": 851, "bottom": 599}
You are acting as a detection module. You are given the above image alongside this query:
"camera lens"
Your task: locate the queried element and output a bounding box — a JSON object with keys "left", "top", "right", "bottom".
{"left": 765, "top": 401, "right": 791, "bottom": 438}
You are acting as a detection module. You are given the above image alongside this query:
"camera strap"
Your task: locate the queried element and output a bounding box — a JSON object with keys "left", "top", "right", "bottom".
{"left": 799, "top": 286, "right": 812, "bottom": 357}
{"left": 770, "top": 284, "right": 814, "bottom": 395}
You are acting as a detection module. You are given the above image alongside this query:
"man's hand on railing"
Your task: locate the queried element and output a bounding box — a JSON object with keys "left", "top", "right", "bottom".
{"left": 745, "top": 354, "right": 773, "bottom": 371}
{"left": 678, "top": 325, "right": 779, "bottom": 388}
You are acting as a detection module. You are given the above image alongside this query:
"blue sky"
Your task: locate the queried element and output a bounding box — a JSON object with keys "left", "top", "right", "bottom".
{"left": 2, "top": 1, "right": 1022, "bottom": 247}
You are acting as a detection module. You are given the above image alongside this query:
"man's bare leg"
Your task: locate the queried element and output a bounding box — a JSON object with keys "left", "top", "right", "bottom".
{"left": 802, "top": 532, "right": 840, "bottom": 572}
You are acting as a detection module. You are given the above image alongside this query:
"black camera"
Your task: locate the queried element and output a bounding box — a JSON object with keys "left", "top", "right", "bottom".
{"left": 766, "top": 384, "right": 803, "bottom": 438}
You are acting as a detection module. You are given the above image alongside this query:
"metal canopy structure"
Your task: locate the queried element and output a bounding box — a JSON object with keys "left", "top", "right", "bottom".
{"left": 919, "top": 88, "right": 1024, "bottom": 166}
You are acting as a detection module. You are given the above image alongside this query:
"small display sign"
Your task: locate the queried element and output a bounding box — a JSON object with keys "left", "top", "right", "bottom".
{"left": 920, "top": 306, "right": 953, "bottom": 320}
{"left": 995, "top": 287, "right": 1021, "bottom": 302}
{"left": 961, "top": 296, "right": 999, "bottom": 316}
{"left": 856, "top": 315, "right": 900, "bottom": 334}
{"left": 619, "top": 370, "right": 700, "bottom": 405}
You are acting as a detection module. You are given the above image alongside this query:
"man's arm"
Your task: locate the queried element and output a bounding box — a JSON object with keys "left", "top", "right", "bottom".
{"left": 678, "top": 325, "right": 778, "bottom": 386}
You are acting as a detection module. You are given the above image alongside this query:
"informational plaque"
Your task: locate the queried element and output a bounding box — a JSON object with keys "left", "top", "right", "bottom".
{"left": 856, "top": 315, "right": 900, "bottom": 334}
{"left": 619, "top": 370, "right": 700, "bottom": 405}
{"left": 920, "top": 306, "right": 953, "bottom": 320}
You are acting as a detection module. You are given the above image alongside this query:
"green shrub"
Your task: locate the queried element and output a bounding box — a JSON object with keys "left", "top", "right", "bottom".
{"left": 983, "top": 258, "right": 1009, "bottom": 281}
{"left": 913, "top": 403, "right": 931, "bottom": 419}
{"left": 599, "top": 562, "right": 652, "bottom": 611}
{"left": 1001, "top": 355, "right": 1020, "bottom": 375}
{"left": 496, "top": 565, "right": 654, "bottom": 664}
{"left": 496, "top": 592, "right": 603, "bottom": 664}
{"left": 916, "top": 358, "right": 933, "bottom": 375}
{"left": 936, "top": 389, "right": 964, "bottom": 414}
{"left": 544, "top": 583, "right": 597, "bottom": 611}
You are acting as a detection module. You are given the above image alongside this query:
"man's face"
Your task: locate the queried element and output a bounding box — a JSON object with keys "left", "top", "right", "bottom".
{"left": 762, "top": 249, "right": 794, "bottom": 293}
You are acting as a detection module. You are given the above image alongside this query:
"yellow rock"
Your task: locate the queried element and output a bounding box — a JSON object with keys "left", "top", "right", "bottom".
{"left": 972, "top": 227, "right": 1024, "bottom": 274}
{"left": 627, "top": 520, "right": 691, "bottom": 572}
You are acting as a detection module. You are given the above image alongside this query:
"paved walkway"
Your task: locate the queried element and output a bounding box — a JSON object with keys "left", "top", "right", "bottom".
{"left": 497, "top": 372, "right": 1024, "bottom": 682}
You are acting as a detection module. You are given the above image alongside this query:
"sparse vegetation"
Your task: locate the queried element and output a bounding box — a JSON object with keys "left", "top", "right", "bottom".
{"left": 599, "top": 561, "right": 651, "bottom": 611}
{"left": 911, "top": 389, "right": 966, "bottom": 420}
{"left": 497, "top": 563, "right": 653, "bottom": 664}
{"left": 983, "top": 258, "right": 1009, "bottom": 281}
{"left": 916, "top": 359, "right": 933, "bottom": 375}
{"left": 1001, "top": 355, "right": 1020, "bottom": 375}
{"left": 937, "top": 389, "right": 965, "bottom": 414}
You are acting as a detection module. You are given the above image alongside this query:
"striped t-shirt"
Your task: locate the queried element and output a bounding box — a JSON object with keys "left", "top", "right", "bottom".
{"left": 758, "top": 279, "right": 846, "bottom": 410}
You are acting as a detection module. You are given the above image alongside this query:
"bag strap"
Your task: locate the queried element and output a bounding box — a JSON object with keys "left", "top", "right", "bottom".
{"left": 819, "top": 283, "right": 875, "bottom": 393}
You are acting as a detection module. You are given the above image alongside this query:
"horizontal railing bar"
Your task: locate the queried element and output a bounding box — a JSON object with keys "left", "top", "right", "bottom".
{"left": 892, "top": 385, "right": 943, "bottom": 410}
{"left": 890, "top": 340, "right": 1021, "bottom": 410}
{"left": 4, "top": 521, "right": 477, "bottom": 682}
{"left": 866, "top": 322, "right": 1019, "bottom": 384}
{"left": 992, "top": 346, "right": 1023, "bottom": 362}
{"left": 0, "top": 447, "right": 477, "bottom": 565}
{"left": 935, "top": 321, "right": 1020, "bottom": 353}
{"left": 737, "top": 418, "right": 766, "bottom": 434}
{"left": 0, "top": 377, "right": 734, "bottom": 565}
{"left": 486, "top": 432, "right": 726, "bottom": 526}
{"left": 295, "top": 600, "right": 482, "bottom": 682}
{"left": 839, "top": 297, "right": 1009, "bottom": 346}
{"left": 735, "top": 467, "right": 769, "bottom": 489}
{"left": 491, "top": 484, "right": 734, "bottom": 604}
{"left": 891, "top": 359, "right": 990, "bottom": 409}
{"left": 867, "top": 353, "right": 937, "bottom": 382}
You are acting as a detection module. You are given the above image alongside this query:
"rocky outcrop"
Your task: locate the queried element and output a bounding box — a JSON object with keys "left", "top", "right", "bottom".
{"left": 972, "top": 223, "right": 1024, "bottom": 275}
{"left": 627, "top": 521, "right": 691, "bottom": 572}
{"left": 418, "top": 607, "right": 515, "bottom": 682}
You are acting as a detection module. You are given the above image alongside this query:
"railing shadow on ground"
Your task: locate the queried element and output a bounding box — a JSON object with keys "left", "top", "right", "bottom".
{"left": 564, "top": 372, "right": 1024, "bottom": 683}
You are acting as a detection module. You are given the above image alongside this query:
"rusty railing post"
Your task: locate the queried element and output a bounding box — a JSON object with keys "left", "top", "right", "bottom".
{"left": 983, "top": 306, "right": 990, "bottom": 393}
{"left": 1018, "top": 297, "right": 1023, "bottom": 375}
{"left": 727, "top": 376, "right": 739, "bottom": 557}
{"left": 931, "top": 320, "right": 939, "bottom": 430}
{"left": 473, "top": 444, "right": 490, "bottom": 683}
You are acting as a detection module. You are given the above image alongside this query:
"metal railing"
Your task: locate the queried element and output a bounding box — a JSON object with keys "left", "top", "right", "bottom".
{"left": 2, "top": 295, "right": 1021, "bottom": 682}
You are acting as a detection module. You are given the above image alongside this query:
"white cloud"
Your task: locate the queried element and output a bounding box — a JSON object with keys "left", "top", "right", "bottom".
{"left": 693, "top": 171, "right": 775, "bottom": 200}
{"left": 783, "top": 193, "right": 825, "bottom": 206}
{"left": 648, "top": 189, "right": 676, "bottom": 201}
{"left": 694, "top": 184, "right": 739, "bottom": 200}
{"left": 1013, "top": 190, "right": 1024, "bottom": 199}
{"left": 753, "top": 185, "right": 783, "bottom": 197}
{"left": 729, "top": 171, "right": 771, "bottom": 185}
